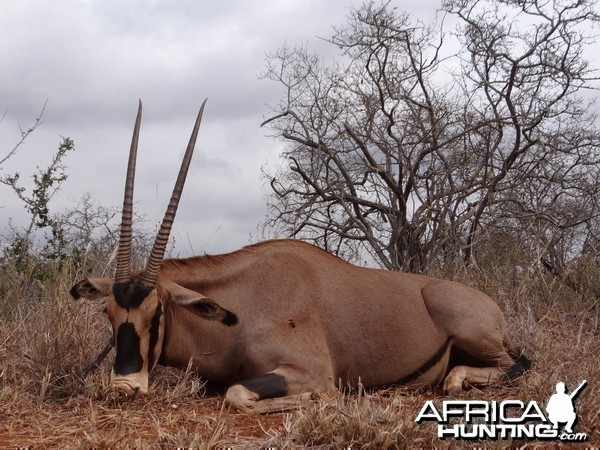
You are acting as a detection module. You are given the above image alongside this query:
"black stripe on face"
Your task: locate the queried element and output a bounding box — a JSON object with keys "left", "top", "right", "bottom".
{"left": 395, "top": 337, "right": 452, "bottom": 385}
{"left": 112, "top": 282, "right": 155, "bottom": 309}
{"left": 147, "top": 304, "right": 163, "bottom": 370}
{"left": 114, "top": 322, "right": 144, "bottom": 375}
{"left": 238, "top": 373, "right": 288, "bottom": 400}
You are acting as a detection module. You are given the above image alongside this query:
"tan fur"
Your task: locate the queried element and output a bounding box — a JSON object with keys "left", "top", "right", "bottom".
{"left": 72, "top": 239, "right": 526, "bottom": 412}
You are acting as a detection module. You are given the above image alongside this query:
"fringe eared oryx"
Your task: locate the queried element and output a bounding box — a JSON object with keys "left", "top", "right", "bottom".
{"left": 70, "top": 101, "right": 531, "bottom": 413}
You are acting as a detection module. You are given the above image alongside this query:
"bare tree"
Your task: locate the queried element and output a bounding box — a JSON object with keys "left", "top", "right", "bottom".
{"left": 0, "top": 102, "right": 46, "bottom": 171}
{"left": 2, "top": 137, "right": 74, "bottom": 240}
{"left": 52, "top": 194, "right": 155, "bottom": 276}
{"left": 1, "top": 136, "right": 74, "bottom": 268}
{"left": 262, "top": 0, "right": 600, "bottom": 273}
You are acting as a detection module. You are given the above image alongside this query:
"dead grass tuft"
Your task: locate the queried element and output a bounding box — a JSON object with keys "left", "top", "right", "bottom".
{"left": 262, "top": 389, "right": 436, "bottom": 449}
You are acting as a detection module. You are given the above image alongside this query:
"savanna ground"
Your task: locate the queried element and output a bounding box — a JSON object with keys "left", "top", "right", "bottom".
{"left": 0, "top": 257, "right": 598, "bottom": 449}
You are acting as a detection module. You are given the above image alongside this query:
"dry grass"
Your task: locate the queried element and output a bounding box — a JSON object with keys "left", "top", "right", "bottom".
{"left": 0, "top": 259, "right": 598, "bottom": 448}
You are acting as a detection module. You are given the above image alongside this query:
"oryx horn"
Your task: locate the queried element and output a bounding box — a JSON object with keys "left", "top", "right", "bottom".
{"left": 114, "top": 100, "right": 142, "bottom": 284}
{"left": 140, "top": 99, "right": 207, "bottom": 286}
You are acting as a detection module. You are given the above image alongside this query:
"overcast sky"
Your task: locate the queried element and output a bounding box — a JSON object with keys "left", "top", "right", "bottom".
{"left": 0, "top": 0, "right": 446, "bottom": 256}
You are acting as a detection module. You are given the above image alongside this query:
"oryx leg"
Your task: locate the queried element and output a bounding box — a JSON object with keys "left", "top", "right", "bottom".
{"left": 443, "top": 364, "right": 511, "bottom": 395}
{"left": 442, "top": 334, "right": 523, "bottom": 395}
{"left": 225, "top": 364, "right": 330, "bottom": 413}
{"left": 421, "top": 282, "right": 529, "bottom": 395}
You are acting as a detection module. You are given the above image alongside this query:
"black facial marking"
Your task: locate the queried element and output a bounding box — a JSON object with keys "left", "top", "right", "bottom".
{"left": 112, "top": 281, "right": 155, "bottom": 308}
{"left": 114, "top": 322, "right": 143, "bottom": 375}
{"left": 147, "top": 304, "right": 163, "bottom": 370}
{"left": 395, "top": 337, "right": 452, "bottom": 385}
{"left": 238, "top": 373, "right": 288, "bottom": 400}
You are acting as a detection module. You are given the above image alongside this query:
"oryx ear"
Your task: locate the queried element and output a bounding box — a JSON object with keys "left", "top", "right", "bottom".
{"left": 165, "top": 282, "right": 238, "bottom": 326}
{"left": 70, "top": 278, "right": 114, "bottom": 300}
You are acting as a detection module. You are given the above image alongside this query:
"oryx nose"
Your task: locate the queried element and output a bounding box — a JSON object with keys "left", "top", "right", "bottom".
{"left": 115, "top": 385, "right": 140, "bottom": 400}
{"left": 126, "top": 387, "right": 140, "bottom": 400}
{"left": 111, "top": 368, "right": 149, "bottom": 397}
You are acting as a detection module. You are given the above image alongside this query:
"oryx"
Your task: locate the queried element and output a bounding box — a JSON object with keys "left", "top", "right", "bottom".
{"left": 70, "top": 101, "right": 531, "bottom": 413}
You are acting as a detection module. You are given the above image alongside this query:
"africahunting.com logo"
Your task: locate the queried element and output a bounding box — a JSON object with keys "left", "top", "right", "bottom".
{"left": 416, "top": 380, "right": 588, "bottom": 442}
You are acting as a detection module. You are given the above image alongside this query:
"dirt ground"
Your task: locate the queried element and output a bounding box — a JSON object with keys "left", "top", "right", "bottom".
{"left": 0, "top": 389, "right": 290, "bottom": 448}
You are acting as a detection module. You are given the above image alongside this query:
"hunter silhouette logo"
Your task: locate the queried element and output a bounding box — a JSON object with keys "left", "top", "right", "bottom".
{"left": 546, "top": 380, "right": 587, "bottom": 434}
{"left": 416, "top": 380, "right": 589, "bottom": 442}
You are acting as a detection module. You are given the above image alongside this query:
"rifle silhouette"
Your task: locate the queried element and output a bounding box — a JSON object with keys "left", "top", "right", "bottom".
{"left": 569, "top": 380, "right": 587, "bottom": 401}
